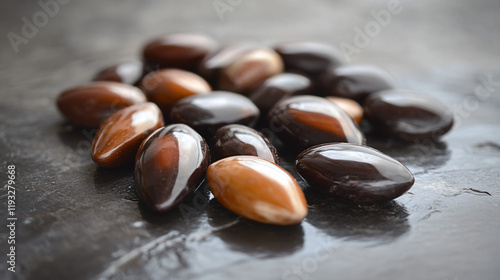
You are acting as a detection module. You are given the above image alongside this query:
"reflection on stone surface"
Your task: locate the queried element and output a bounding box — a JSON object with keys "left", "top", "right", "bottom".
{"left": 56, "top": 122, "right": 96, "bottom": 160}
{"left": 366, "top": 132, "right": 451, "bottom": 174}
{"left": 304, "top": 189, "right": 410, "bottom": 242}
{"left": 93, "top": 166, "right": 137, "bottom": 202}
{"left": 57, "top": 122, "right": 96, "bottom": 149}
{"left": 208, "top": 200, "right": 305, "bottom": 257}
{"left": 137, "top": 193, "right": 208, "bottom": 230}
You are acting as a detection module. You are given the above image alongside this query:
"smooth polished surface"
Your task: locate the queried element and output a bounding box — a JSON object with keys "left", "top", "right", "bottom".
{"left": 326, "top": 96, "right": 364, "bottom": 124}
{"left": 249, "top": 73, "right": 313, "bottom": 117}
{"left": 321, "top": 64, "right": 396, "bottom": 103}
{"left": 275, "top": 41, "right": 344, "bottom": 79}
{"left": 170, "top": 91, "right": 260, "bottom": 138}
{"left": 91, "top": 102, "right": 164, "bottom": 168}
{"left": 134, "top": 124, "right": 210, "bottom": 212}
{"left": 218, "top": 48, "right": 284, "bottom": 94}
{"left": 2, "top": 1, "right": 500, "bottom": 280}
{"left": 212, "top": 124, "right": 279, "bottom": 163}
{"left": 364, "top": 90, "right": 454, "bottom": 142}
{"left": 207, "top": 156, "right": 307, "bottom": 225}
{"left": 141, "top": 68, "right": 212, "bottom": 114}
{"left": 198, "top": 44, "right": 255, "bottom": 87}
{"left": 296, "top": 143, "right": 415, "bottom": 203}
{"left": 269, "top": 95, "right": 365, "bottom": 151}
{"left": 92, "top": 61, "right": 143, "bottom": 85}
{"left": 56, "top": 81, "right": 146, "bottom": 128}
{"left": 142, "top": 32, "right": 219, "bottom": 73}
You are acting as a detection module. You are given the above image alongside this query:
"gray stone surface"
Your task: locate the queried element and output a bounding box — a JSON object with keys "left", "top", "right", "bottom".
{"left": 1, "top": 0, "right": 499, "bottom": 279}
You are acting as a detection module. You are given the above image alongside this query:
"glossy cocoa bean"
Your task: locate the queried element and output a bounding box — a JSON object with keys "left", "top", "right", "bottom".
{"left": 91, "top": 102, "right": 164, "bottom": 168}
{"left": 326, "top": 97, "right": 364, "bottom": 124}
{"left": 56, "top": 81, "right": 146, "bottom": 128}
{"left": 268, "top": 95, "right": 365, "bottom": 151}
{"left": 218, "top": 48, "right": 284, "bottom": 94}
{"left": 207, "top": 156, "right": 307, "bottom": 225}
{"left": 134, "top": 124, "right": 210, "bottom": 212}
{"left": 141, "top": 68, "right": 211, "bottom": 114}
{"left": 275, "top": 41, "right": 344, "bottom": 79}
{"left": 198, "top": 44, "right": 255, "bottom": 88}
{"left": 170, "top": 91, "right": 260, "bottom": 139}
{"left": 212, "top": 124, "right": 279, "bottom": 163}
{"left": 248, "top": 73, "right": 313, "bottom": 117}
{"left": 321, "top": 64, "right": 396, "bottom": 103}
{"left": 93, "top": 61, "right": 143, "bottom": 85}
{"left": 142, "top": 33, "right": 219, "bottom": 74}
{"left": 364, "top": 90, "right": 454, "bottom": 141}
{"left": 296, "top": 143, "right": 415, "bottom": 203}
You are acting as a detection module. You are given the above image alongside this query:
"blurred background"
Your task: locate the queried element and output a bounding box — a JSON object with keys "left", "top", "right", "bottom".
{"left": 1, "top": 0, "right": 499, "bottom": 124}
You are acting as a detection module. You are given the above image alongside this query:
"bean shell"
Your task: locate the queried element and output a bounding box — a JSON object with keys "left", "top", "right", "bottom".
{"left": 321, "top": 64, "right": 396, "bottom": 103}
{"left": 212, "top": 124, "right": 279, "bottom": 163}
{"left": 198, "top": 44, "right": 255, "bottom": 88}
{"left": 268, "top": 95, "right": 365, "bottom": 151}
{"left": 93, "top": 61, "right": 143, "bottom": 85}
{"left": 248, "top": 73, "right": 313, "bottom": 117}
{"left": 142, "top": 33, "right": 219, "bottom": 73}
{"left": 296, "top": 143, "right": 415, "bottom": 203}
{"left": 364, "top": 90, "right": 454, "bottom": 141}
{"left": 141, "top": 68, "right": 211, "bottom": 114}
{"left": 275, "top": 41, "right": 344, "bottom": 78}
{"left": 170, "top": 91, "right": 260, "bottom": 139}
{"left": 134, "top": 124, "right": 210, "bottom": 212}
{"left": 207, "top": 156, "right": 308, "bottom": 225}
{"left": 56, "top": 81, "right": 146, "bottom": 128}
{"left": 218, "top": 48, "right": 284, "bottom": 94}
{"left": 326, "top": 96, "right": 364, "bottom": 124}
{"left": 91, "top": 102, "right": 164, "bottom": 168}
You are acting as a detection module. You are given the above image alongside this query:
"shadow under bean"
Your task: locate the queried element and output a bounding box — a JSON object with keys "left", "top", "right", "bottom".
{"left": 207, "top": 199, "right": 305, "bottom": 258}
{"left": 304, "top": 186, "right": 410, "bottom": 243}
